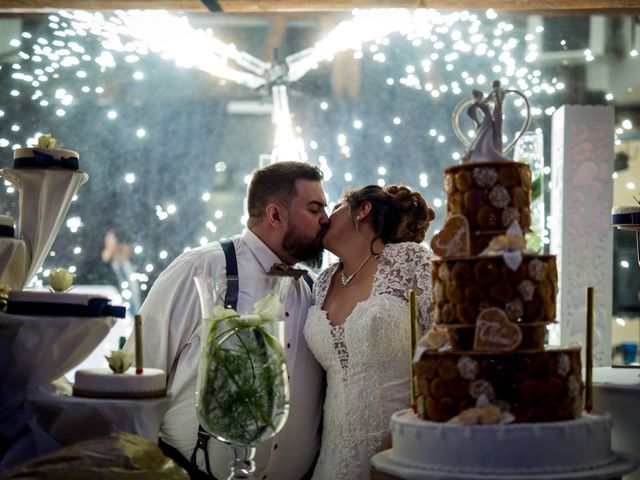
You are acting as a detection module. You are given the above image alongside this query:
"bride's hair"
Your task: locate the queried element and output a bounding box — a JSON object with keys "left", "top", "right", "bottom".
{"left": 345, "top": 184, "right": 435, "bottom": 248}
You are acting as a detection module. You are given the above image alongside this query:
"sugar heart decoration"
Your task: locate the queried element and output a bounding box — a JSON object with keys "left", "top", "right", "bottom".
{"left": 473, "top": 307, "right": 523, "bottom": 351}
{"left": 430, "top": 214, "right": 471, "bottom": 257}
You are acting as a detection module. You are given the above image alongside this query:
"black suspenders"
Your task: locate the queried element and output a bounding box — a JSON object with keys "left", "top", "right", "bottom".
{"left": 189, "top": 240, "right": 314, "bottom": 477}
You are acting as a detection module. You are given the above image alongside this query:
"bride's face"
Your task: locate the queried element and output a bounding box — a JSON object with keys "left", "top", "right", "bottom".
{"left": 322, "top": 201, "right": 353, "bottom": 252}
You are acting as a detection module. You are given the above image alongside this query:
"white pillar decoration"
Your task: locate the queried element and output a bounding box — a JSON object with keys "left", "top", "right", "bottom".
{"left": 550, "top": 105, "right": 614, "bottom": 366}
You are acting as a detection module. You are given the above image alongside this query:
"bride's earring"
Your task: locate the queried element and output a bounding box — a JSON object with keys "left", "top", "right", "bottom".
{"left": 355, "top": 215, "right": 361, "bottom": 233}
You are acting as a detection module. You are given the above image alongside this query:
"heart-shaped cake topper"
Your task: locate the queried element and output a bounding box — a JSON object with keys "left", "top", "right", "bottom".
{"left": 473, "top": 307, "right": 522, "bottom": 351}
{"left": 430, "top": 214, "right": 471, "bottom": 257}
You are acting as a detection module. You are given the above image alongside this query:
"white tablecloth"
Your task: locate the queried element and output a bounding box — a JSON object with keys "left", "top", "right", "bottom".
{"left": 0, "top": 385, "right": 171, "bottom": 469}
{"left": 0, "top": 312, "right": 116, "bottom": 469}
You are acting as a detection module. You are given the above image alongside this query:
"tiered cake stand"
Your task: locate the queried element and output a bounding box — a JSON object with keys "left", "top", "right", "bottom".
{"left": 0, "top": 166, "right": 170, "bottom": 470}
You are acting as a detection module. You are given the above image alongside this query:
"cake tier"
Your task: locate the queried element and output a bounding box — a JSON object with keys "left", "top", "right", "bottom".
{"left": 444, "top": 161, "right": 532, "bottom": 253}
{"left": 415, "top": 348, "right": 583, "bottom": 423}
{"left": 73, "top": 367, "right": 167, "bottom": 399}
{"left": 390, "top": 409, "right": 615, "bottom": 475}
{"left": 432, "top": 254, "right": 557, "bottom": 328}
{"left": 447, "top": 322, "right": 547, "bottom": 351}
{"left": 13, "top": 147, "right": 79, "bottom": 170}
{"left": 612, "top": 206, "right": 640, "bottom": 226}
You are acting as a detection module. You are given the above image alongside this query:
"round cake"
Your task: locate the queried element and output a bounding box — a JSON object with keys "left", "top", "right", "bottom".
{"left": 13, "top": 146, "right": 79, "bottom": 170}
{"left": 389, "top": 409, "right": 617, "bottom": 475}
{"left": 73, "top": 367, "right": 167, "bottom": 399}
{"left": 612, "top": 206, "right": 640, "bottom": 226}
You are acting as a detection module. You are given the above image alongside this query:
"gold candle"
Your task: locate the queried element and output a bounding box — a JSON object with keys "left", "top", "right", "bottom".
{"left": 135, "top": 314, "right": 143, "bottom": 375}
{"left": 585, "top": 287, "right": 594, "bottom": 413}
{"left": 408, "top": 289, "right": 417, "bottom": 412}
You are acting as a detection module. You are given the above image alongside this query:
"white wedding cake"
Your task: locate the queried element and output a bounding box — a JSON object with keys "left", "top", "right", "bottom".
{"left": 73, "top": 368, "right": 167, "bottom": 399}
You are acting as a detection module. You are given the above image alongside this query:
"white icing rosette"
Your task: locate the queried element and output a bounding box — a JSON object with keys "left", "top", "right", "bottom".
{"left": 457, "top": 355, "right": 479, "bottom": 380}
{"left": 501, "top": 206, "right": 520, "bottom": 228}
{"left": 518, "top": 279, "right": 535, "bottom": 301}
{"left": 489, "top": 184, "right": 511, "bottom": 209}
{"left": 528, "top": 258, "right": 545, "bottom": 281}
{"left": 473, "top": 167, "right": 498, "bottom": 187}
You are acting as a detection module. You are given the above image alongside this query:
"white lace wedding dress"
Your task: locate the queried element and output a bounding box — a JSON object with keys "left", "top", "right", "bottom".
{"left": 304, "top": 242, "right": 432, "bottom": 480}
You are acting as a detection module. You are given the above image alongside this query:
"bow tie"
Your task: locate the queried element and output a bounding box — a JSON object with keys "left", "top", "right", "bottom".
{"left": 269, "top": 263, "right": 308, "bottom": 280}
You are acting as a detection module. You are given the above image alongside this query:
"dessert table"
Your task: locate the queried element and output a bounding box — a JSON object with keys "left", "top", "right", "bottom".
{"left": 0, "top": 311, "right": 170, "bottom": 470}
{"left": 19, "top": 386, "right": 170, "bottom": 455}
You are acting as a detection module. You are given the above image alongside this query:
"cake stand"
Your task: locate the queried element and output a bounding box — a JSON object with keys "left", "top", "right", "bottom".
{"left": 0, "top": 168, "right": 88, "bottom": 290}
{"left": 371, "top": 450, "right": 638, "bottom": 480}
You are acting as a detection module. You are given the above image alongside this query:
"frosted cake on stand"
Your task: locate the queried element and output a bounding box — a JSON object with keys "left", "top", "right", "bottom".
{"left": 73, "top": 368, "right": 167, "bottom": 399}
{"left": 0, "top": 134, "right": 87, "bottom": 290}
{"left": 371, "top": 82, "right": 637, "bottom": 479}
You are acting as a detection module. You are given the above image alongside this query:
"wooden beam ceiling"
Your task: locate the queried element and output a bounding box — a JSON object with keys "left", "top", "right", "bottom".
{"left": 0, "top": 0, "right": 639, "bottom": 13}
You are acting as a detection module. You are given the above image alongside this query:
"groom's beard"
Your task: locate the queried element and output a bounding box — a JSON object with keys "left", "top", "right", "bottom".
{"left": 282, "top": 224, "right": 327, "bottom": 269}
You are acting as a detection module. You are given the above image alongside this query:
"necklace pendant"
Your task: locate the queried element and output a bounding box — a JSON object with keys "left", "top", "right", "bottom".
{"left": 339, "top": 253, "right": 373, "bottom": 287}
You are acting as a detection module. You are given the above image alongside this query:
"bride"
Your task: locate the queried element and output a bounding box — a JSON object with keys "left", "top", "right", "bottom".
{"left": 304, "top": 184, "right": 435, "bottom": 479}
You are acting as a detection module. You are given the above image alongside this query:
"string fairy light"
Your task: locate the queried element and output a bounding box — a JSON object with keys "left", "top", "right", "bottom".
{"left": 0, "top": 8, "right": 633, "bottom": 296}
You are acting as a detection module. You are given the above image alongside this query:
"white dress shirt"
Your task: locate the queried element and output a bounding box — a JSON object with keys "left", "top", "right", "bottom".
{"left": 125, "top": 229, "right": 325, "bottom": 479}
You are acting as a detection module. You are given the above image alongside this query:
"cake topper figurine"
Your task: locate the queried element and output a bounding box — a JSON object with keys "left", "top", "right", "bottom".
{"left": 453, "top": 80, "right": 531, "bottom": 163}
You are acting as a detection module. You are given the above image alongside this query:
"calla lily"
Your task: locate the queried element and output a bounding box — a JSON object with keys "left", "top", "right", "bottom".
{"left": 227, "top": 314, "right": 264, "bottom": 328}
{"left": 37, "top": 133, "right": 57, "bottom": 148}
{"left": 211, "top": 305, "right": 239, "bottom": 321}
{"left": 254, "top": 293, "right": 285, "bottom": 321}
{"left": 106, "top": 350, "right": 133, "bottom": 373}
{"left": 50, "top": 268, "right": 75, "bottom": 292}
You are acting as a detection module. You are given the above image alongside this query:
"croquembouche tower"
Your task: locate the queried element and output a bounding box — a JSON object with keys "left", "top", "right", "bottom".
{"left": 371, "top": 81, "right": 637, "bottom": 479}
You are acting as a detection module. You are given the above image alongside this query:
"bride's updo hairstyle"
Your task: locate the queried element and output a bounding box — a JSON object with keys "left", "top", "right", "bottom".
{"left": 345, "top": 184, "right": 435, "bottom": 250}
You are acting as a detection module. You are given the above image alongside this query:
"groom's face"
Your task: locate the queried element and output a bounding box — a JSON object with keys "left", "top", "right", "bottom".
{"left": 281, "top": 179, "right": 329, "bottom": 267}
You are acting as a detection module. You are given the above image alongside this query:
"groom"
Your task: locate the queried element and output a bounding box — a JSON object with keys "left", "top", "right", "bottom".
{"left": 126, "top": 161, "right": 329, "bottom": 479}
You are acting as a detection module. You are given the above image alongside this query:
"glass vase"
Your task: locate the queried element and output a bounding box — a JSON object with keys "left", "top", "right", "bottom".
{"left": 194, "top": 275, "right": 291, "bottom": 480}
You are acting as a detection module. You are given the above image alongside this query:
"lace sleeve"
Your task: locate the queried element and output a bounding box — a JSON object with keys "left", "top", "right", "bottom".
{"left": 376, "top": 242, "right": 433, "bottom": 333}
